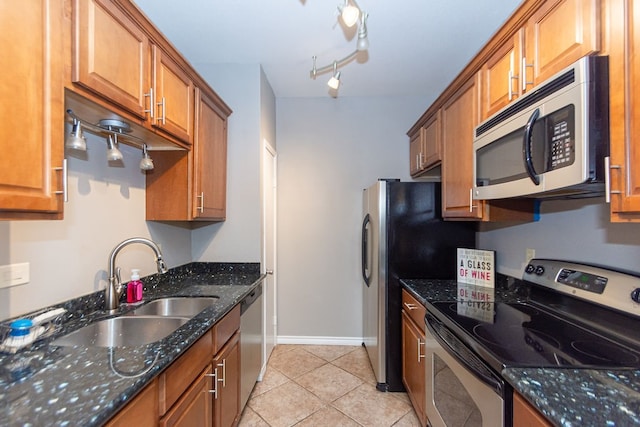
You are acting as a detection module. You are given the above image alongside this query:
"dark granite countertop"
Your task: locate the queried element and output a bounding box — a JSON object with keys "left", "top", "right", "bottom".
{"left": 0, "top": 262, "right": 265, "bottom": 427}
{"left": 401, "top": 277, "right": 640, "bottom": 427}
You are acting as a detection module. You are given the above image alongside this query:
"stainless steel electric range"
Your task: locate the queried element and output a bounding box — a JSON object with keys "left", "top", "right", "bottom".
{"left": 420, "top": 259, "right": 640, "bottom": 427}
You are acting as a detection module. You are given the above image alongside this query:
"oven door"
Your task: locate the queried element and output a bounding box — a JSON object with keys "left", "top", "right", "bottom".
{"left": 425, "top": 314, "right": 508, "bottom": 427}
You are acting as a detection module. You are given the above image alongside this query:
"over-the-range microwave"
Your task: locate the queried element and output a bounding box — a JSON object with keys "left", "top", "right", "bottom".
{"left": 473, "top": 55, "right": 609, "bottom": 200}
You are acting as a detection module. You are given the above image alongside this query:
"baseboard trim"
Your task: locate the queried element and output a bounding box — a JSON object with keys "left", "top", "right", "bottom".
{"left": 276, "top": 336, "right": 363, "bottom": 346}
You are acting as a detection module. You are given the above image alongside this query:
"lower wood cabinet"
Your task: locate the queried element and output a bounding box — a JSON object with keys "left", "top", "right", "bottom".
{"left": 513, "top": 392, "right": 552, "bottom": 427}
{"left": 106, "top": 304, "right": 242, "bottom": 427}
{"left": 401, "top": 289, "right": 427, "bottom": 427}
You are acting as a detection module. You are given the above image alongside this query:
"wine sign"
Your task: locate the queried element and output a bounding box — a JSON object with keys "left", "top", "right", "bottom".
{"left": 457, "top": 248, "right": 495, "bottom": 288}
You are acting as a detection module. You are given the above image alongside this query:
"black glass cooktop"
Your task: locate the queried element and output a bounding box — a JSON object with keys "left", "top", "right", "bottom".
{"left": 427, "top": 299, "right": 640, "bottom": 372}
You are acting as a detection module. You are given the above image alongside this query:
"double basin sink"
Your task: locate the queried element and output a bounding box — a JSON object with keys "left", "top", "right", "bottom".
{"left": 52, "top": 297, "right": 219, "bottom": 348}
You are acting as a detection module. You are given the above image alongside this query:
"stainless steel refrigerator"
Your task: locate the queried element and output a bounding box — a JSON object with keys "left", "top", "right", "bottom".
{"left": 361, "top": 180, "right": 476, "bottom": 391}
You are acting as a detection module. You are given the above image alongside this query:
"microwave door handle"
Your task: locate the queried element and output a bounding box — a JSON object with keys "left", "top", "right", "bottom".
{"left": 523, "top": 108, "right": 541, "bottom": 185}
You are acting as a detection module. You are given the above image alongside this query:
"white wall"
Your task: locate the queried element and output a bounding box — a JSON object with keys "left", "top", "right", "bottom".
{"left": 478, "top": 198, "right": 640, "bottom": 277}
{"left": 190, "top": 64, "right": 263, "bottom": 263}
{"left": 0, "top": 133, "right": 192, "bottom": 320}
{"left": 276, "top": 96, "right": 429, "bottom": 341}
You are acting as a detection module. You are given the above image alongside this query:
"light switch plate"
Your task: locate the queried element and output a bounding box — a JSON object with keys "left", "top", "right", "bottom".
{"left": 0, "top": 263, "right": 30, "bottom": 289}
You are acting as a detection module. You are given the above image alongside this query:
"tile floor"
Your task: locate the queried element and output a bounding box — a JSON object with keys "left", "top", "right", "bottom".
{"left": 238, "top": 345, "right": 421, "bottom": 427}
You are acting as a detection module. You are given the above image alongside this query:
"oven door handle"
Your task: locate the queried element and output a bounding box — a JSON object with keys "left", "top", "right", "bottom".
{"left": 523, "top": 108, "right": 541, "bottom": 185}
{"left": 425, "top": 313, "right": 503, "bottom": 395}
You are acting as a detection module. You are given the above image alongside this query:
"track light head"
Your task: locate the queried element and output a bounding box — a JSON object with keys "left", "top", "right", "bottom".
{"left": 327, "top": 62, "right": 341, "bottom": 90}
{"left": 106, "top": 134, "right": 124, "bottom": 162}
{"left": 139, "top": 144, "right": 154, "bottom": 171}
{"left": 357, "top": 12, "right": 369, "bottom": 51}
{"left": 339, "top": 0, "right": 360, "bottom": 28}
{"left": 65, "top": 118, "right": 87, "bottom": 151}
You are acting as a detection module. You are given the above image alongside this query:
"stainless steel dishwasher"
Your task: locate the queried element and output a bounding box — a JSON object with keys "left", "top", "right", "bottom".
{"left": 240, "top": 282, "right": 263, "bottom": 408}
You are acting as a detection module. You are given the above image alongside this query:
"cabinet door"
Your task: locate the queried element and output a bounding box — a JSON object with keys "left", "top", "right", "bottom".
{"left": 481, "top": 29, "right": 523, "bottom": 119}
{"left": 401, "top": 311, "right": 427, "bottom": 426}
{"left": 106, "top": 379, "right": 159, "bottom": 427}
{"left": 193, "top": 89, "right": 228, "bottom": 221}
{"left": 513, "top": 392, "right": 552, "bottom": 427}
{"left": 523, "top": 0, "right": 600, "bottom": 91}
{"left": 608, "top": 0, "right": 640, "bottom": 220}
{"left": 161, "top": 366, "right": 213, "bottom": 427}
{"left": 409, "top": 129, "right": 423, "bottom": 176}
{"left": 72, "top": 0, "right": 151, "bottom": 119}
{"left": 153, "top": 46, "right": 194, "bottom": 145}
{"left": 441, "top": 76, "right": 484, "bottom": 219}
{"left": 422, "top": 111, "right": 442, "bottom": 170}
{"left": 0, "top": 0, "right": 65, "bottom": 218}
{"left": 212, "top": 332, "right": 240, "bottom": 427}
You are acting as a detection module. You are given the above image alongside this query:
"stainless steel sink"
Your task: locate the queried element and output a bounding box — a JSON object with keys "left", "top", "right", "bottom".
{"left": 131, "top": 297, "right": 219, "bottom": 317}
{"left": 52, "top": 316, "right": 189, "bottom": 347}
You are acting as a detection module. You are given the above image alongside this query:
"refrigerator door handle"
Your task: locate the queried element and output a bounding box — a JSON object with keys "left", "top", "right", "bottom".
{"left": 361, "top": 214, "right": 372, "bottom": 286}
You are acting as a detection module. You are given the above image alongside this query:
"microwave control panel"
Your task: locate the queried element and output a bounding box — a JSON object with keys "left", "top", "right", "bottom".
{"left": 547, "top": 105, "right": 575, "bottom": 170}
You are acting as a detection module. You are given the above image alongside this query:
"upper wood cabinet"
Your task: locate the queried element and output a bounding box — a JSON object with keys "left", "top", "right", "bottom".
{"left": 0, "top": 0, "right": 65, "bottom": 220}
{"left": 523, "top": 0, "right": 600, "bottom": 92}
{"left": 442, "top": 76, "right": 484, "bottom": 220}
{"left": 71, "top": 0, "right": 196, "bottom": 147}
{"left": 409, "top": 111, "right": 442, "bottom": 176}
{"left": 608, "top": 0, "right": 640, "bottom": 221}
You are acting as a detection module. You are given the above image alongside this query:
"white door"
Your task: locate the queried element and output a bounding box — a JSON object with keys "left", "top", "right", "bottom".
{"left": 262, "top": 139, "right": 277, "bottom": 373}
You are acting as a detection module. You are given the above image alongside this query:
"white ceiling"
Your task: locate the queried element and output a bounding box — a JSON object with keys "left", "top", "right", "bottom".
{"left": 133, "top": 0, "right": 523, "bottom": 99}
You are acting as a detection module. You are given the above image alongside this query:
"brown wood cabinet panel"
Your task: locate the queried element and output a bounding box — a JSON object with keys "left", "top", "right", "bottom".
{"left": 106, "top": 379, "right": 159, "bottom": 427}
{"left": 524, "top": 0, "right": 600, "bottom": 90}
{"left": 441, "top": 76, "right": 484, "bottom": 220}
{"left": 159, "top": 329, "right": 213, "bottom": 415}
{"left": 401, "top": 290, "right": 427, "bottom": 427}
{"left": 513, "top": 392, "right": 552, "bottom": 427}
{"left": 608, "top": 0, "right": 640, "bottom": 220}
{"left": 409, "top": 111, "right": 442, "bottom": 176}
{"left": 481, "top": 29, "right": 523, "bottom": 119}
{"left": 72, "top": 0, "right": 150, "bottom": 119}
{"left": 161, "top": 366, "right": 213, "bottom": 427}
{"left": 213, "top": 305, "right": 241, "bottom": 354}
{"left": 0, "top": 0, "right": 65, "bottom": 219}
{"left": 402, "top": 290, "right": 427, "bottom": 329}
{"left": 193, "top": 88, "right": 228, "bottom": 220}
{"left": 153, "top": 46, "right": 194, "bottom": 145}
{"left": 212, "top": 332, "right": 241, "bottom": 427}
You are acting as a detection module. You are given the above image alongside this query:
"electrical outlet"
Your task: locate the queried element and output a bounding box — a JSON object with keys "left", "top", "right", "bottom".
{"left": 0, "top": 263, "right": 30, "bottom": 289}
{"left": 525, "top": 248, "right": 536, "bottom": 264}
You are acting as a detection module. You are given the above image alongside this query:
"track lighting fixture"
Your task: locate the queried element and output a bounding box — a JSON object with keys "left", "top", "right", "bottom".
{"left": 65, "top": 118, "right": 87, "bottom": 151}
{"left": 139, "top": 144, "right": 154, "bottom": 171}
{"left": 310, "top": 0, "right": 369, "bottom": 96}
{"left": 65, "top": 110, "right": 154, "bottom": 169}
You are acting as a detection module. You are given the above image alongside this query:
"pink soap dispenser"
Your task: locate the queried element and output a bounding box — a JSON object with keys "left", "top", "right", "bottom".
{"left": 126, "top": 269, "right": 143, "bottom": 303}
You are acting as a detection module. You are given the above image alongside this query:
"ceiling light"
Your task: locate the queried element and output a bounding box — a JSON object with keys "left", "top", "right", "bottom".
{"left": 338, "top": 0, "right": 360, "bottom": 27}
{"left": 106, "top": 134, "right": 123, "bottom": 162}
{"left": 327, "top": 62, "right": 341, "bottom": 90}
{"left": 139, "top": 144, "right": 154, "bottom": 171}
{"left": 65, "top": 118, "right": 87, "bottom": 151}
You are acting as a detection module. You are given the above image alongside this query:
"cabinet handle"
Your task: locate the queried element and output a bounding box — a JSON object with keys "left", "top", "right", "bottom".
{"left": 53, "top": 158, "right": 68, "bottom": 202}
{"left": 419, "top": 152, "right": 424, "bottom": 170}
{"left": 144, "top": 88, "right": 154, "bottom": 119}
{"left": 157, "top": 96, "right": 166, "bottom": 125}
{"left": 197, "top": 192, "right": 204, "bottom": 213}
{"left": 206, "top": 369, "right": 219, "bottom": 398}
{"left": 605, "top": 156, "right": 621, "bottom": 203}
{"left": 417, "top": 338, "right": 425, "bottom": 362}
{"left": 508, "top": 70, "right": 519, "bottom": 101}
{"left": 521, "top": 57, "right": 534, "bottom": 92}
{"left": 217, "top": 359, "right": 226, "bottom": 387}
{"left": 469, "top": 188, "right": 478, "bottom": 213}
{"left": 403, "top": 302, "right": 418, "bottom": 311}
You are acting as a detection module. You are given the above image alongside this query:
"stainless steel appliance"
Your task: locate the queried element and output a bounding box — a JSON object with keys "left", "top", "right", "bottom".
{"left": 422, "top": 259, "right": 640, "bottom": 427}
{"left": 361, "top": 180, "right": 475, "bottom": 391}
{"left": 473, "top": 55, "right": 609, "bottom": 200}
{"left": 240, "top": 283, "right": 263, "bottom": 408}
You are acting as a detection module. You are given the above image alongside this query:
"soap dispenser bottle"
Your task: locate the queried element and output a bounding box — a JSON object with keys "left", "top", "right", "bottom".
{"left": 126, "top": 269, "right": 143, "bottom": 303}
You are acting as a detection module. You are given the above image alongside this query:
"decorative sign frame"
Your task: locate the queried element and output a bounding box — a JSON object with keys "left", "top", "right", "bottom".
{"left": 457, "top": 248, "right": 495, "bottom": 288}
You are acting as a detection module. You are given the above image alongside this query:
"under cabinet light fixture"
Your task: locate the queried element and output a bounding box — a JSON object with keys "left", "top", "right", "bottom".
{"left": 65, "top": 109, "right": 154, "bottom": 169}
{"left": 310, "top": 1, "right": 369, "bottom": 96}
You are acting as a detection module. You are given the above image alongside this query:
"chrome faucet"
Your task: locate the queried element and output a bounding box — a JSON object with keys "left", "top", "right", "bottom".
{"left": 105, "top": 237, "right": 168, "bottom": 312}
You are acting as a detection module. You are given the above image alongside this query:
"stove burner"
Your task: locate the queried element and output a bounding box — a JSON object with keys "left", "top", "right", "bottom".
{"left": 571, "top": 341, "right": 640, "bottom": 366}
{"left": 472, "top": 325, "right": 559, "bottom": 351}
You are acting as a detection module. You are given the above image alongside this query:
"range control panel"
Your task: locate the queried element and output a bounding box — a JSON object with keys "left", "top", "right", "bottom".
{"left": 523, "top": 259, "right": 640, "bottom": 317}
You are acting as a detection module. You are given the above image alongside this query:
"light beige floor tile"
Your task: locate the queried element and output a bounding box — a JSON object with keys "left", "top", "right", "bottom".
{"left": 296, "top": 406, "right": 362, "bottom": 427}
{"left": 390, "top": 392, "right": 411, "bottom": 405}
{"left": 302, "top": 345, "right": 360, "bottom": 362}
{"left": 332, "top": 383, "right": 413, "bottom": 427}
{"left": 295, "top": 363, "right": 363, "bottom": 402}
{"left": 268, "top": 346, "right": 327, "bottom": 379}
{"left": 238, "top": 406, "right": 270, "bottom": 427}
{"left": 248, "top": 381, "right": 324, "bottom": 427}
{"left": 332, "top": 347, "right": 377, "bottom": 384}
{"left": 392, "top": 408, "right": 422, "bottom": 427}
{"left": 251, "top": 365, "right": 290, "bottom": 397}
